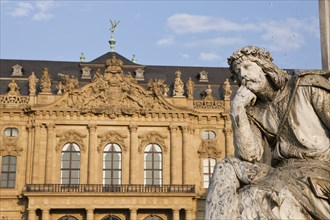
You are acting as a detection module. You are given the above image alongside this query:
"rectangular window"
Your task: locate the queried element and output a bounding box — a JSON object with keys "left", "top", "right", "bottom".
{"left": 1, "top": 156, "right": 17, "bottom": 188}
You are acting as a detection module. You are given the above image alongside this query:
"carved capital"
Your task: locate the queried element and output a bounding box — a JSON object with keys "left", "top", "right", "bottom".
{"left": 129, "top": 124, "right": 138, "bottom": 133}
{"left": 181, "top": 126, "right": 193, "bottom": 134}
{"left": 169, "top": 125, "right": 179, "bottom": 135}
{"left": 56, "top": 130, "right": 87, "bottom": 152}
{"left": 46, "top": 123, "right": 56, "bottom": 132}
{"left": 97, "top": 131, "right": 128, "bottom": 152}
{"left": 138, "top": 132, "right": 168, "bottom": 153}
{"left": 87, "top": 124, "right": 97, "bottom": 132}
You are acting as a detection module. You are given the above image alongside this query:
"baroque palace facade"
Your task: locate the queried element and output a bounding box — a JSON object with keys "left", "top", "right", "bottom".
{"left": 0, "top": 46, "right": 236, "bottom": 219}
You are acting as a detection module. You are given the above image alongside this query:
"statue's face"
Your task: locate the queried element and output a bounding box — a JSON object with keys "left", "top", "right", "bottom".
{"left": 234, "top": 60, "right": 267, "bottom": 93}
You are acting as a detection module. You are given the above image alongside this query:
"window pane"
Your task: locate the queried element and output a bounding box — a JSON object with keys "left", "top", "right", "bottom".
{"left": 113, "top": 171, "right": 121, "bottom": 179}
{"left": 62, "top": 170, "right": 69, "bottom": 178}
{"left": 71, "top": 161, "right": 80, "bottom": 169}
{"left": 61, "top": 178, "right": 69, "bottom": 184}
{"left": 62, "top": 153, "right": 70, "bottom": 160}
{"left": 62, "top": 161, "right": 70, "bottom": 169}
{"left": 2, "top": 156, "right": 9, "bottom": 164}
{"left": 145, "top": 161, "right": 152, "bottom": 169}
{"left": 153, "top": 171, "right": 161, "bottom": 179}
{"left": 71, "top": 170, "right": 80, "bottom": 178}
{"left": 71, "top": 178, "right": 79, "bottom": 184}
{"left": 8, "top": 181, "right": 15, "bottom": 187}
{"left": 1, "top": 173, "right": 8, "bottom": 181}
{"left": 1, "top": 181, "right": 7, "bottom": 187}
{"left": 71, "top": 152, "right": 80, "bottom": 160}
{"left": 145, "top": 170, "right": 152, "bottom": 179}
{"left": 8, "top": 173, "right": 16, "bottom": 181}
{"left": 1, "top": 165, "right": 8, "bottom": 172}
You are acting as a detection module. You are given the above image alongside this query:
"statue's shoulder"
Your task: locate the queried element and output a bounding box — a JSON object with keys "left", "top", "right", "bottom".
{"left": 295, "top": 70, "right": 330, "bottom": 91}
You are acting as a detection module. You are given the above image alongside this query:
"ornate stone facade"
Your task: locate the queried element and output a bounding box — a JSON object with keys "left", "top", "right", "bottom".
{"left": 0, "top": 52, "right": 234, "bottom": 220}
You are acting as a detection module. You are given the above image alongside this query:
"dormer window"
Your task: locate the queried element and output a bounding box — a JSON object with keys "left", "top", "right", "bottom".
{"left": 11, "top": 64, "right": 23, "bottom": 76}
{"left": 199, "top": 70, "right": 208, "bottom": 82}
{"left": 4, "top": 128, "right": 19, "bottom": 137}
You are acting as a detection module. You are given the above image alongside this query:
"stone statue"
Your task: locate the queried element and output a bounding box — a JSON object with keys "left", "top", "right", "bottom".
{"left": 40, "top": 68, "right": 52, "bottom": 93}
{"left": 7, "top": 79, "right": 20, "bottom": 96}
{"left": 28, "top": 72, "right": 37, "bottom": 95}
{"left": 223, "top": 78, "right": 231, "bottom": 97}
{"left": 205, "top": 46, "right": 330, "bottom": 220}
{"left": 204, "top": 85, "right": 213, "bottom": 101}
{"left": 186, "top": 77, "right": 194, "bottom": 99}
{"left": 56, "top": 82, "right": 64, "bottom": 95}
{"left": 173, "top": 70, "right": 184, "bottom": 97}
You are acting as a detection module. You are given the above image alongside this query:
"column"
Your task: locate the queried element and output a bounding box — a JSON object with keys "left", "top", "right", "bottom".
{"left": 87, "top": 124, "right": 97, "bottom": 184}
{"left": 129, "top": 125, "right": 138, "bottom": 184}
{"left": 41, "top": 209, "right": 50, "bottom": 220}
{"left": 181, "top": 126, "right": 191, "bottom": 184}
{"left": 45, "top": 123, "right": 55, "bottom": 183}
{"left": 170, "top": 126, "right": 181, "bottom": 184}
{"left": 28, "top": 208, "right": 36, "bottom": 220}
{"left": 319, "top": 0, "right": 330, "bottom": 70}
{"left": 25, "top": 124, "right": 34, "bottom": 184}
{"left": 32, "top": 123, "right": 44, "bottom": 183}
{"left": 172, "top": 209, "right": 180, "bottom": 220}
{"left": 130, "top": 208, "right": 137, "bottom": 220}
{"left": 86, "top": 209, "right": 94, "bottom": 220}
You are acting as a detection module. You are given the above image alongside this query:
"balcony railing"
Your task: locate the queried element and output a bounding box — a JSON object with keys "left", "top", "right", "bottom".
{"left": 23, "top": 184, "right": 195, "bottom": 193}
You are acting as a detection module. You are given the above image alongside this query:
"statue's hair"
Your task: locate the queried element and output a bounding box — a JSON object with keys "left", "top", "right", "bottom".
{"left": 227, "top": 46, "right": 289, "bottom": 89}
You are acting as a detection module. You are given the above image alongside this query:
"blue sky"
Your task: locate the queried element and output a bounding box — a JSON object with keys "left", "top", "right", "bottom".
{"left": 0, "top": 0, "right": 321, "bottom": 70}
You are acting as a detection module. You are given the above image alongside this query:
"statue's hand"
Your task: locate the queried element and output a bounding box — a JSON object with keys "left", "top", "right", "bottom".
{"left": 231, "top": 86, "right": 257, "bottom": 116}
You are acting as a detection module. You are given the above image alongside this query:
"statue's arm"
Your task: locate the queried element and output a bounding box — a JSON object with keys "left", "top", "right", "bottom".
{"left": 231, "top": 86, "right": 264, "bottom": 162}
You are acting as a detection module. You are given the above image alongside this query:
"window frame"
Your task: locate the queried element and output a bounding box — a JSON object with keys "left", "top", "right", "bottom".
{"left": 144, "top": 144, "right": 162, "bottom": 185}
{"left": 202, "top": 130, "right": 216, "bottom": 140}
{"left": 4, "top": 127, "right": 19, "bottom": 137}
{"left": 103, "top": 143, "right": 122, "bottom": 185}
{"left": 61, "top": 143, "right": 80, "bottom": 185}
{"left": 1, "top": 155, "right": 17, "bottom": 188}
{"left": 203, "top": 157, "right": 217, "bottom": 188}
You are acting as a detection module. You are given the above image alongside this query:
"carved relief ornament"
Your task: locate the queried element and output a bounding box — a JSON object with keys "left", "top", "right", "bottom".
{"left": 198, "top": 139, "right": 221, "bottom": 158}
{"left": 56, "top": 130, "right": 87, "bottom": 152}
{"left": 138, "top": 132, "right": 168, "bottom": 153}
{"left": 0, "top": 136, "right": 23, "bottom": 156}
{"left": 97, "top": 131, "right": 128, "bottom": 152}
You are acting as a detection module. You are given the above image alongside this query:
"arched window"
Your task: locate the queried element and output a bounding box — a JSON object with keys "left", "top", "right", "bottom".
{"left": 203, "top": 157, "right": 216, "bottom": 188}
{"left": 144, "top": 215, "right": 163, "bottom": 220}
{"left": 4, "top": 127, "right": 19, "bottom": 137}
{"left": 61, "top": 143, "right": 80, "bottom": 185}
{"left": 58, "top": 215, "right": 78, "bottom": 220}
{"left": 102, "top": 215, "right": 121, "bottom": 220}
{"left": 202, "top": 130, "right": 216, "bottom": 140}
{"left": 103, "top": 143, "right": 122, "bottom": 185}
{"left": 144, "top": 144, "right": 162, "bottom": 185}
{"left": 1, "top": 155, "right": 17, "bottom": 188}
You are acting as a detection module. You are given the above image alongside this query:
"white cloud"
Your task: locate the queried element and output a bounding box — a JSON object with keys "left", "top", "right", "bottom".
{"left": 33, "top": 12, "right": 53, "bottom": 21}
{"left": 10, "top": 2, "right": 33, "bottom": 17}
{"left": 167, "top": 13, "right": 259, "bottom": 34}
{"left": 157, "top": 37, "right": 175, "bottom": 46}
{"left": 199, "top": 52, "right": 221, "bottom": 62}
{"left": 185, "top": 37, "right": 245, "bottom": 48}
{"left": 180, "top": 53, "right": 189, "bottom": 59}
{"left": 9, "top": 0, "right": 56, "bottom": 21}
{"left": 260, "top": 19, "right": 307, "bottom": 51}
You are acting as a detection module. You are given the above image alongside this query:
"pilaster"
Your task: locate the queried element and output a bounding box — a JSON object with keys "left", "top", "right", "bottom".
{"left": 45, "top": 123, "right": 55, "bottom": 183}
{"left": 87, "top": 124, "right": 97, "bottom": 184}
{"left": 129, "top": 124, "right": 138, "bottom": 184}
{"left": 170, "top": 125, "right": 182, "bottom": 184}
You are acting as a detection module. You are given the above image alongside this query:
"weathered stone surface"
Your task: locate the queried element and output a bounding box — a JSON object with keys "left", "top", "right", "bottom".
{"left": 205, "top": 46, "right": 330, "bottom": 220}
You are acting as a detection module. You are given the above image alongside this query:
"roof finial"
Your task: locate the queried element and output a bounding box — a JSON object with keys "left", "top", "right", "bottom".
{"left": 109, "top": 19, "right": 120, "bottom": 52}
{"left": 80, "top": 52, "right": 85, "bottom": 62}
{"left": 132, "top": 54, "right": 137, "bottom": 63}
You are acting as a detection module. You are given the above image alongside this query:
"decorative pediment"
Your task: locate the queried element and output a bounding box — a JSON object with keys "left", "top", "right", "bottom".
{"left": 138, "top": 132, "right": 168, "bottom": 153}
{"left": 34, "top": 57, "right": 186, "bottom": 117}
{"left": 56, "top": 130, "right": 87, "bottom": 152}
{"left": 97, "top": 131, "right": 128, "bottom": 152}
{"left": 198, "top": 139, "right": 221, "bottom": 158}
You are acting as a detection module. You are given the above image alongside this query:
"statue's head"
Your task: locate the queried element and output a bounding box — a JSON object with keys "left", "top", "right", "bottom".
{"left": 228, "top": 46, "right": 288, "bottom": 89}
